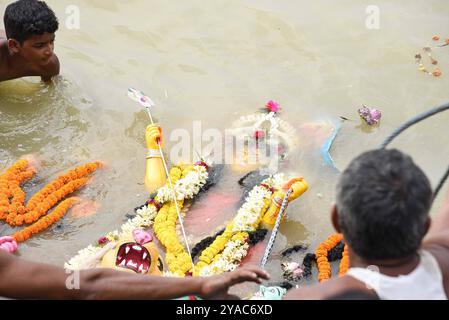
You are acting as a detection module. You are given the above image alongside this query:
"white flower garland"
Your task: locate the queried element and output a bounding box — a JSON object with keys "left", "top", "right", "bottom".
{"left": 65, "top": 164, "right": 208, "bottom": 271}
{"left": 198, "top": 174, "right": 285, "bottom": 275}
{"left": 199, "top": 240, "right": 250, "bottom": 276}
{"left": 232, "top": 185, "right": 272, "bottom": 233}
{"left": 155, "top": 165, "right": 208, "bottom": 202}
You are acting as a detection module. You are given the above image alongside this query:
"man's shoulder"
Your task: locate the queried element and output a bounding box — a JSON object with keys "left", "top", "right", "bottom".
{"left": 283, "top": 275, "right": 370, "bottom": 300}
{"left": 38, "top": 54, "right": 60, "bottom": 82}
{"left": 41, "top": 55, "right": 60, "bottom": 76}
{"left": 421, "top": 242, "right": 449, "bottom": 297}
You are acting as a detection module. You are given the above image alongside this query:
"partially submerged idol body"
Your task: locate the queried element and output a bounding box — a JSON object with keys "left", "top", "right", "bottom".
{"left": 227, "top": 101, "right": 341, "bottom": 173}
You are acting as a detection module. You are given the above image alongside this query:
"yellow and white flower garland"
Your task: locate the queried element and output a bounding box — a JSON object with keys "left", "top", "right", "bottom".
{"left": 65, "top": 163, "right": 209, "bottom": 271}
{"left": 194, "top": 174, "right": 285, "bottom": 276}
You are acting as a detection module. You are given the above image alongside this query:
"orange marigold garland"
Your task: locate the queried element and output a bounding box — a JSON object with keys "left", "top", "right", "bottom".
{"left": 25, "top": 162, "right": 100, "bottom": 212}
{"left": 339, "top": 244, "right": 350, "bottom": 275}
{"left": 0, "top": 160, "right": 35, "bottom": 220}
{"left": 0, "top": 160, "right": 100, "bottom": 250}
{"left": 7, "top": 177, "right": 89, "bottom": 226}
{"left": 315, "top": 233, "right": 351, "bottom": 282}
{"left": 13, "top": 197, "right": 79, "bottom": 243}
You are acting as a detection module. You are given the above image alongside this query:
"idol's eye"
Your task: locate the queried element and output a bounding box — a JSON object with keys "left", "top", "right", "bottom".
{"left": 157, "top": 257, "right": 164, "bottom": 272}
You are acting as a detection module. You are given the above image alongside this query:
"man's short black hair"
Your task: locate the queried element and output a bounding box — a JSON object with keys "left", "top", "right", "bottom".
{"left": 336, "top": 149, "right": 432, "bottom": 260}
{"left": 4, "top": 0, "right": 59, "bottom": 43}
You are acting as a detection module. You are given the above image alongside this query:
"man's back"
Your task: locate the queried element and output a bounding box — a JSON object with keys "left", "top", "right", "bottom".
{"left": 285, "top": 150, "right": 449, "bottom": 300}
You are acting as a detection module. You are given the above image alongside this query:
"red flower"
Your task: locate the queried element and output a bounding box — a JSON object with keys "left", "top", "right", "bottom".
{"left": 194, "top": 161, "right": 209, "bottom": 171}
{"left": 254, "top": 130, "right": 265, "bottom": 140}
{"left": 266, "top": 100, "right": 280, "bottom": 113}
{"left": 98, "top": 236, "right": 109, "bottom": 245}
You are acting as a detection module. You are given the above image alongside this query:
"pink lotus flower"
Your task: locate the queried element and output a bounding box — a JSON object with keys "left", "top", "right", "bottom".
{"left": 266, "top": 100, "right": 280, "bottom": 113}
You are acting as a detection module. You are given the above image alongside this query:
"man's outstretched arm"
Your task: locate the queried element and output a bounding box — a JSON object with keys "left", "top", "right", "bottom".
{"left": 0, "top": 251, "right": 269, "bottom": 300}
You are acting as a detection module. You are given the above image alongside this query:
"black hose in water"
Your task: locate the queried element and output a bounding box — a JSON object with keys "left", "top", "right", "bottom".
{"left": 379, "top": 102, "right": 449, "bottom": 199}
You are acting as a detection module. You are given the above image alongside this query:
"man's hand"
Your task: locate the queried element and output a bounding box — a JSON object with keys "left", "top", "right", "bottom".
{"left": 146, "top": 124, "right": 164, "bottom": 150}
{"left": 198, "top": 266, "right": 270, "bottom": 300}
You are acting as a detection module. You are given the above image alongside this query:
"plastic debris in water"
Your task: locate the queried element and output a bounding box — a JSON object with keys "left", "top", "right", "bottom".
{"left": 358, "top": 105, "right": 382, "bottom": 125}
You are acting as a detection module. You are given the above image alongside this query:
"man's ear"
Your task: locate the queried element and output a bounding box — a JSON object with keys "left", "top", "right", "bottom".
{"left": 331, "top": 204, "right": 342, "bottom": 233}
{"left": 7, "top": 39, "right": 21, "bottom": 54}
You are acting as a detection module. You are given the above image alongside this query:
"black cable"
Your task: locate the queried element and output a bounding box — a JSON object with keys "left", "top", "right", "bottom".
{"left": 379, "top": 102, "right": 449, "bottom": 198}
{"left": 435, "top": 166, "right": 449, "bottom": 199}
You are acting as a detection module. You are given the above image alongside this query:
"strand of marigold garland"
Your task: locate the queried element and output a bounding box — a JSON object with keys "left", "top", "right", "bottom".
{"left": 0, "top": 161, "right": 100, "bottom": 246}
{"left": 13, "top": 197, "right": 79, "bottom": 243}
{"left": 339, "top": 244, "right": 350, "bottom": 275}
{"left": 7, "top": 177, "right": 89, "bottom": 226}
{"left": 25, "top": 162, "right": 100, "bottom": 212}
{"left": 315, "top": 233, "right": 344, "bottom": 282}
{"left": 0, "top": 160, "right": 35, "bottom": 220}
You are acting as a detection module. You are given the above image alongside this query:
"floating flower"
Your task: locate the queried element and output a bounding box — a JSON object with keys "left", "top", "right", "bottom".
{"left": 432, "top": 68, "right": 442, "bottom": 77}
{"left": 358, "top": 105, "right": 382, "bottom": 125}
{"left": 432, "top": 35, "right": 440, "bottom": 41}
{"left": 266, "top": 100, "right": 280, "bottom": 113}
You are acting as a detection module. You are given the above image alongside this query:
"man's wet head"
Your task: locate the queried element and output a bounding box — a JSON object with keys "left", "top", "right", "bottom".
{"left": 4, "top": 0, "right": 58, "bottom": 66}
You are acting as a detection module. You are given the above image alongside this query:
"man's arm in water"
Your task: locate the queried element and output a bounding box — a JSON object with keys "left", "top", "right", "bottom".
{"left": 145, "top": 124, "right": 166, "bottom": 193}
{"left": 0, "top": 250, "right": 269, "bottom": 299}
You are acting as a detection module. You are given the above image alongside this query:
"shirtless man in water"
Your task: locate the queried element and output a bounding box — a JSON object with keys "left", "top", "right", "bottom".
{"left": 0, "top": 0, "right": 60, "bottom": 83}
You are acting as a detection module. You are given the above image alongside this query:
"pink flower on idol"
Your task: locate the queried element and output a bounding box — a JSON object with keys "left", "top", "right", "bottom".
{"left": 133, "top": 229, "right": 153, "bottom": 245}
{"left": 0, "top": 236, "right": 18, "bottom": 253}
{"left": 266, "top": 100, "right": 280, "bottom": 113}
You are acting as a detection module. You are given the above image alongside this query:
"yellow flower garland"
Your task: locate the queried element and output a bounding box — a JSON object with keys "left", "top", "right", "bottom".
{"left": 153, "top": 165, "right": 197, "bottom": 276}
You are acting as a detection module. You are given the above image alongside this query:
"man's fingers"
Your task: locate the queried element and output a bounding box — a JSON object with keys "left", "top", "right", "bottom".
{"left": 239, "top": 266, "right": 270, "bottom": 280}
{"left": 228, "top": 268, "right": 270, "bottom": 286}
